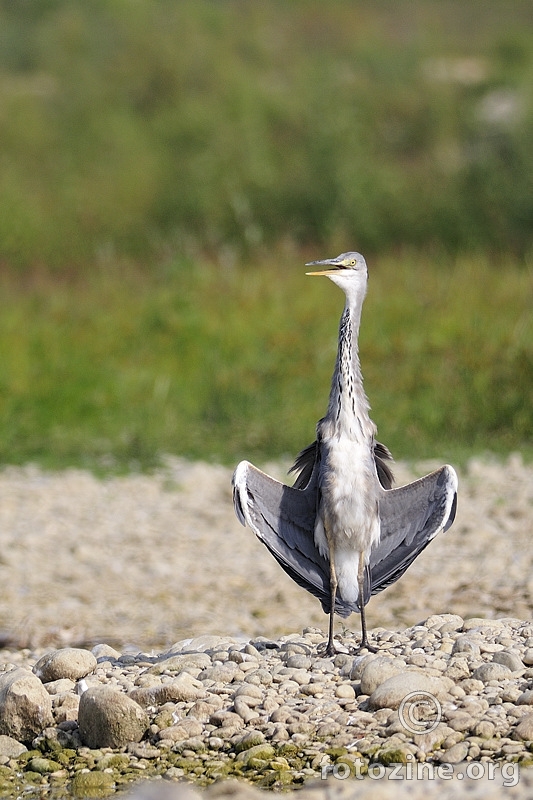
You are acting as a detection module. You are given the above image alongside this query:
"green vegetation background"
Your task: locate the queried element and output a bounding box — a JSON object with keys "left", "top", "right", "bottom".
{"left": 0, "top": 0, "right": 532, "bottom": 472}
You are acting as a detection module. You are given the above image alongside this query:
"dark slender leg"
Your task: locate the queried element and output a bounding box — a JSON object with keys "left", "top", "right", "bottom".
{"left": 358, "top": 552, "right": 377, "bottom": 652}
{"left": 326, "top": 549, "right": 338, "bottom": 656}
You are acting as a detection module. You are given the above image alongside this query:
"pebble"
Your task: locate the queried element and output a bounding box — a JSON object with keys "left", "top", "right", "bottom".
{"left": 451, "top": 636, "right": 481, "bottom": 656}
{"left": 436, "top": 741, "right": 470, "bottom": 763}
{"left": 512, "top": 714, "right": 533, "bottom": 741}
{"left": 492, "top": 650, "right": 524, "bottom": 672}
{"left": 471, "top": 662, "right": 512, "bottom": 682}
{"left": 0, "top": 734, "right": 27, "bottom": 758}
{"left": 33, "top": 647, "right": 97, "bottom": 682}
{"left": 359, "top": 655, "right": 405, "bottom": 694}
{"left": 0, "top": 668, "right": 54, "bottom": 742}
{"left": 368, "top": 671, "right": 452, "bottom": 709}
{"left": 78, "top": 685, "right": 149, "bottom": 748}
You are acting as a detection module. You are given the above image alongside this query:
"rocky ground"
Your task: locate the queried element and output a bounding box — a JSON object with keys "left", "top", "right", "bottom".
{"left": 0, "top": 454, "right": 532, "bottom": 798}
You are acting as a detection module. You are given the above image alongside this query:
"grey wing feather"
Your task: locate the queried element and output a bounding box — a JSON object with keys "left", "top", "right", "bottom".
{"left": 370, "top": 465, "right": 458, "bottom": 594}
{"left": 232, "top": 460, "right": 357, "bottom": 617}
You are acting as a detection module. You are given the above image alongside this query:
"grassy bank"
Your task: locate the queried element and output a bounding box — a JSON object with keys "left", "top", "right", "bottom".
{"left": 0, "top": 252, "right": 530, "bottom": 473}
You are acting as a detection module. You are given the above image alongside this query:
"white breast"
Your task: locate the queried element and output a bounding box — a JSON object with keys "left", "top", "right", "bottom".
{"left": 314, "top": 437, "right": 381, "bottom": 604}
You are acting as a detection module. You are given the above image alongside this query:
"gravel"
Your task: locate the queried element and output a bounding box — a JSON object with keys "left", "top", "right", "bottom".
{"left": 0, "top": 453, "right": 532, "bottom": 798}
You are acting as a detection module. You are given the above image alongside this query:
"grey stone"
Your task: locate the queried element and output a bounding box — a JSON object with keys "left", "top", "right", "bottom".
{"left": 91, "top": 643, "right": 121, "bottom": 661}
{"left": 492, "top": 650, "right": 524, "bottom": 672}
{"left": 127, "top": 742, "right": 161, "bottom": 759}
{"left": 436, "top": 741, "right": 469, "bottom": 763}
{"left": 157, "top": 719, "right": 203, "bottom": 742}
{"left": 368, "top": 671, "right": 452, "bottom": 710}
{"left": 43, "top": 678, "right": 76, "bottom": 695}
{"left": 233, "top": 683, "right": 263, "bottom": 702}
{"left": 413, "top": 723, "right": 455, "bottom": 754}
{"left": 471, "top": 662, "right": 511, "bottom": 682}
{"left": 512, "top": 714, "right": 533, "bottom": 741}
{"left": 517, "top": 689, "right": 533, "bottom": 705}
{"left": 148, "top": 653, "right": 211, "bottom": 675}
{"left": 425, "top": 614, "right": 464, "bottom": 630}
{"left": 0, "top": 668, "right": 54, "bottom": 742}
{"left": 462, "top": 618, "right": 504, "bottom": 631}
{"left": 233, "top": 696, "right": 260, "bottom": 722}
{"left": 335, "top": 683, "right": 356, "bottom": 700}
{"left": 360, "top": 656, "right": 404, "bottom": 695}
{"left": 129, "top": 672, "right": 205, "bottom": 705}
{"left": 0, "top": 734, "right": 27, "bottom": 758}
{"left": 198, "top": 662, "right": 240, "bottom": 682}
{"left": 451, "top": 636, "right": 481, "bottom": 656}
{"left": 446, "top": 711, "right": 474, "bottom": 732}
{"left": 78, "top": 685, "right": 149, "bottom": 748}
{"left": 33, "top": 648, "right": 97, "bottom": 682}
{"left": 473, "top": 720, "right": 496, "bottom": 738}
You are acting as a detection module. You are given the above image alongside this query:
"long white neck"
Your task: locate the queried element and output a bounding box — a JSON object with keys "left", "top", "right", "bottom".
{"left": 325, "top": 275, "right": 375, "bottom": 443}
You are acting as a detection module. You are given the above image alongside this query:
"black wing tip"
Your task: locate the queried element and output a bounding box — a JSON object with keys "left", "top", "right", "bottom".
{"left": 374, "top": 440, "right": 394, "bottom": 489}
{"left": 288, "top": 441, "right": 318, "bottom": 490}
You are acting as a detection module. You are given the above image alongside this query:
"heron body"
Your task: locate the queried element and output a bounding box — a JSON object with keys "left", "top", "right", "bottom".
{"left": 233, "top": 252, "right": 458, "bottom": 655}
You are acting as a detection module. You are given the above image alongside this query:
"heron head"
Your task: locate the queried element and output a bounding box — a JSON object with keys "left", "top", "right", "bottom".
{"left": 305, "top": 251, "right": 367, "bottom": 277}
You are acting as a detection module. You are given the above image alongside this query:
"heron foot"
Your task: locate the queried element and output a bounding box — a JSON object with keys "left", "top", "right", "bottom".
{"left": 317, "top": 639, "right": 349, "bottom": 657}
{"left": 356, "top": 638, "right": 378, "bottom": 654}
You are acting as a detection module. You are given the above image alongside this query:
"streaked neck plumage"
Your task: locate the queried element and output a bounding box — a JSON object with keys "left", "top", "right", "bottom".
{"left": 324, "top": 271, "right": 376, "bottom": 443}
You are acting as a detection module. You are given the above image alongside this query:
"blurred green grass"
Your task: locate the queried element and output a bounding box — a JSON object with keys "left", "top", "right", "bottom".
{"left": 0, "top": 253, "right": 531, "bottom": 473}
{"left": 2, "top": 1, "right": 533, "bottom": 265}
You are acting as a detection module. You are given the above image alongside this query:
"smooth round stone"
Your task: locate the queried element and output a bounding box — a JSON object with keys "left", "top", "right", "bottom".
{"left": 78, "top": 685, "right": 148, "bottom": 748}
{"left": 33, "top": 648, "right": 97, "bottom": 682}
{"left": 425, "top": 614, "right": 464, "bottom": 630}
{"left": 0, "top": 668, "right": 54, "bottom": 741}
{"left": 368, "top": 672, "right": 452, "bottom": 710}
{"left": 513, "top": 714, "right": 533, "bottom": 741}
{"left": 91, "top": 644, "right": 121, "bottom": 661}
{"left": 285, "top": 655, "right": 313, "bottom": 669}
{"left": 474, "top": 719, "right": 496, "bottom": 738}
{"left": 244, "top": 669, "right": 273, "bottom": 686}
{"left": 360, "top": 656, "right": 405, "bottom": 695}
{"left": 492, "top": 650, "right": 524, "bottom": 672}
{"left": 462, "top": 618, "right": 504, "bottom": 631}
{"left": 43, "top": 678, "right": 76, "bottom": 695}
{"left": 335, "top": 683, "right": 356, "bottom": 700}
{"left": 0, "top": 735, "right": 27, "bottom": 758}
{"left": 451, "top": 636, "right": 481, "bottom": 656}
{"left": 436, "top": 741, "right": 469, "bottom": 763}
{"left": 233, "top": 683, "right": 263, "bottom": 701}
{"left": 522, "top": 648, "right": 533, "bottom": 666}
{"left": 479, "top": 642, "right": 504, "bottom": 654}
{"left": 471, "top": 662, "right": 512, "bottom": 682}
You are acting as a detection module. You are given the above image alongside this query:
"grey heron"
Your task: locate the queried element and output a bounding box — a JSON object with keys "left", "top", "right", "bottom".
{"left": 233, "top": 252, "right": 458, "bottom": 655}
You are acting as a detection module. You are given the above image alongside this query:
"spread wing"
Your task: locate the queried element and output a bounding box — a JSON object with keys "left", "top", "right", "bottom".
{"left": 232, "top": 457, "right": 457, "bottom": 618}
{"left": 371, "top": 465, "right": 458, "bottom": 593}
{"left": 232, "top": 460, "right": 357, "bottom": 617}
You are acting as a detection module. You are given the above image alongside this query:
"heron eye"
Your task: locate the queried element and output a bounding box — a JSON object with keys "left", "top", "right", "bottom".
{"left": 350, "top": 259, "right": 356, "bottom": 266}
